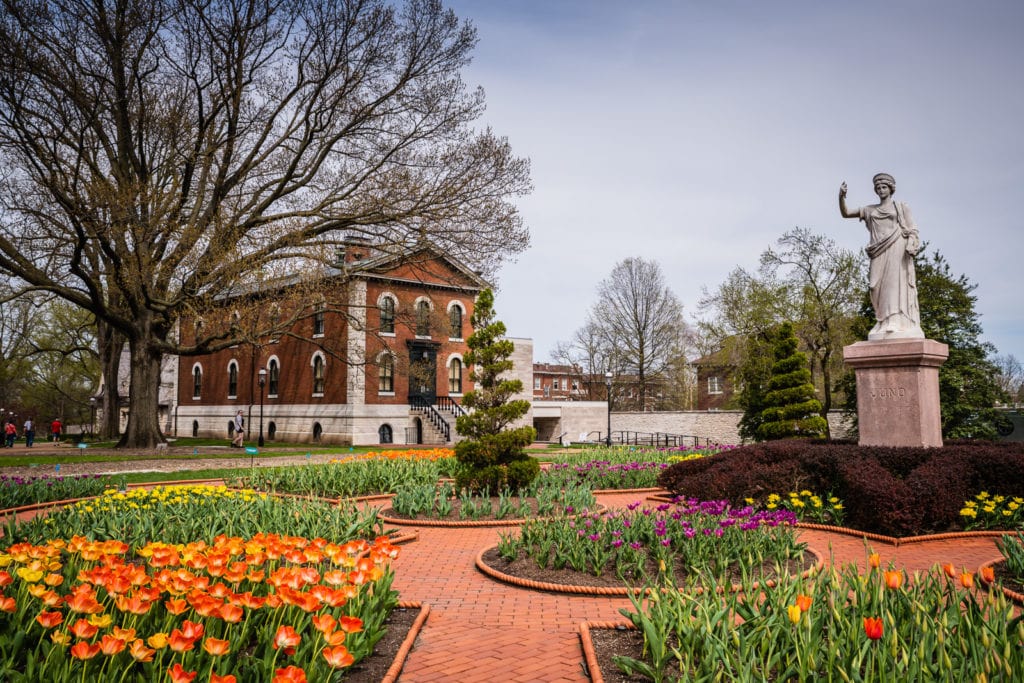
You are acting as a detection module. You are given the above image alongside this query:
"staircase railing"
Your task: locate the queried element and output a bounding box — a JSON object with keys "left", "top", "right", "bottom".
{"left": 435, "top": 395, "right": 467, "bottom": 418}
{"left": 409, "top": 396, "right": 450, "bottom": 442}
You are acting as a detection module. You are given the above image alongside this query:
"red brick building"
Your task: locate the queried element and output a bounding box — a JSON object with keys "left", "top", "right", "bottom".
{"left": 176, "top": 240, "right": 487, "bottom": 445}
{"left": 691, "top": 347, "right": 736, "bottom": 410}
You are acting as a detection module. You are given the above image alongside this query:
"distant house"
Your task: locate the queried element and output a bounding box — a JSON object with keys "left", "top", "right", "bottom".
{"left": 691, "top": 347, "right": 737, "bottom": 410}
{"left": 532, "top": 363, "right": 587, "bottom": 401}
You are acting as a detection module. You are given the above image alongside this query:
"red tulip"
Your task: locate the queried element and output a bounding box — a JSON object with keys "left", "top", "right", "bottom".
{"left": 863, "top": 616, "right": 884, "bottom": 640}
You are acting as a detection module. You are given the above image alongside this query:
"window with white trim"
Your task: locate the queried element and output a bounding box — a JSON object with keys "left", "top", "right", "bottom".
{"left": 312, "top": 354, "right": 325, "bottom": 395}
{"left": 708, "top": 376, "right": 723, "bottom": 394}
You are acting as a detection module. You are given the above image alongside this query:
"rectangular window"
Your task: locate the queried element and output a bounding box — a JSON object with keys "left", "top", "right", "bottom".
{"left": 552, "top": 378, "right": 560, "bottom": 391}
{"left": 379, "top": 356, "right": 394, "bottom": 392}
{"left": 534, "top": 377, "right": 541, "bottom": 390}
{"left": 708, "top": 376, "right": 723, "bottom": 394}
{"left": 313, "top": 304, "right": 325, "bottom": 336}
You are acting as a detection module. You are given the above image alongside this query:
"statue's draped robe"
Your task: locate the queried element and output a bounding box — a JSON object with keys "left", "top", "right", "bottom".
{"left": 858, "top": 201, "right": 924, "bottom": 340}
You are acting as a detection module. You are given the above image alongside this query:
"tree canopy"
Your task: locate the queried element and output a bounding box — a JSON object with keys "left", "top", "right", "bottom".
{"left": 0, "top": 0, "right": 531, "bottom": 447}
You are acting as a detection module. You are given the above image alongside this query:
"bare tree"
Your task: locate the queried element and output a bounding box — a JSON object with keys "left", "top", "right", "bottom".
{"left": 0, "top": 0, "right": 531, "bottom": 447}
{"left": 993, "top": 354, "right": 1023, "bottom": 403}
{"left": 588, "top": 258, "right": 687, "bottom": 411}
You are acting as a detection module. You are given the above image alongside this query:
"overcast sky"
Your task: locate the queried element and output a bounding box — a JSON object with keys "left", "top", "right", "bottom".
{"left": 443, "top": 0, "right": 1024, "bottom": 366}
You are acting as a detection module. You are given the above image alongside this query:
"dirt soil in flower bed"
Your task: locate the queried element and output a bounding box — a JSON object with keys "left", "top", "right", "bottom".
{"left": 589, "top": 627, "right": 677, "bottom": 682}
{"left": 342, "top": 605, "right": 419, "bottom": 682}
{"left": 480, "top": 547, "right": 816, "bottom": 590}
{"left": 992, "top": 562, "right": 1024, "bottom": 597}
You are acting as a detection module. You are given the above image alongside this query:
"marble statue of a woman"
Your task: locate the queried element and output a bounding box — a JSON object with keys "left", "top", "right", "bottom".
{"left": 839, "top": 173, "right": 924, "bottom": 341}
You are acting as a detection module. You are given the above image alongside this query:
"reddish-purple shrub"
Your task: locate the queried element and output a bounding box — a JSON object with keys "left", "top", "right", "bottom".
{"left": 656, "top": 439, "right": 1024, "bottom": 537}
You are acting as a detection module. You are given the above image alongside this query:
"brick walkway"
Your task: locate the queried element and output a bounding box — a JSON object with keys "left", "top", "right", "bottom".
{"left": 384, "top": 490, "right": 1003, "bottom": 683}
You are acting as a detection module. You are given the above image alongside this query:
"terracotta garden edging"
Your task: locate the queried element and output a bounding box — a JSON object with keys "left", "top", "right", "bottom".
{"left": 579, "top": 621, "right": 635, "bottom": 683}
{"left": 475, "top": 545, "right": 824, "bottom": 596}
{"left": 978, "top": 558, "right": 1024, "bottom": 606}
{"left": 592, "top": 487, "right": 666, "bottom": 496}
{"left": 381, "top": 601, "right": 431, "bottom": 683}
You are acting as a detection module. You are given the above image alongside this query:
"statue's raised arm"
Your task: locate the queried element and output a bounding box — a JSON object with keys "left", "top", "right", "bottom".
{"left": 843, "top": 173, "right": 924, "bottom": 341}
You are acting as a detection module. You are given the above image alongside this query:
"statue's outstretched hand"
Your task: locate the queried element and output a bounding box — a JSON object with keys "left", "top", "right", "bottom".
{"left": 839, "top": 182, "right": 848, "bottom": 198}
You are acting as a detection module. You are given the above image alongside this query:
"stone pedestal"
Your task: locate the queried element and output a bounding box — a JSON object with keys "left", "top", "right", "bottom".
{"left": 843, "top": 338, "right": 949, "bottom": 448}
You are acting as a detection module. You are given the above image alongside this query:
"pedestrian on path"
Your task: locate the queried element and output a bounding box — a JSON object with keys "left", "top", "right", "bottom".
{"left": 23, "top": 418, "right": 34, "bottom": 447}
{"left": 51, "top": 418, "right": 61, "bottom": 442}
{"left": 4, "top": 420, "right": 17, "bottom": 448}
{"left": 231, "top": 410, "right": 245, "bottom": 448}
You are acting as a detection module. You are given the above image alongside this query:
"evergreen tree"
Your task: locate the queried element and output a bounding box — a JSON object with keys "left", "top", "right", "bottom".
{"left": 454, "top": 289, "right": 538, "bottom": 491}
{"left": 756, "top": 322, "right": 828, "bottom": 440}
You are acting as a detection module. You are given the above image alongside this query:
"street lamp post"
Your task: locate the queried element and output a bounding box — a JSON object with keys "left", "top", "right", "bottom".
{"left": 257, "top": 368, "right": 267, "bottom": 447}
{"left": 89, "top": 397, "right": 96, "bottom": 438}
{"left": 605, "top": 371, "right": 613, "bottom": 447}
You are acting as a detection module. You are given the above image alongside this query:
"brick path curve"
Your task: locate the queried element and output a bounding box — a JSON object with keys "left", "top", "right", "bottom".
{"left": 385, "top": 491, "right": 1002, "bottom": 683}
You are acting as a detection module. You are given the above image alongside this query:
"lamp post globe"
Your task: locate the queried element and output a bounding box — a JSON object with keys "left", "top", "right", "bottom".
{"left": 257, "top": 368, "right": 267, "bottom": 447}
{"left": 604, "top": 371, "right": 613, "bottom": 447}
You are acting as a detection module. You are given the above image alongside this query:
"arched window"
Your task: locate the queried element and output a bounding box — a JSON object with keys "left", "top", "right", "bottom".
{"left": 380, "top": 296, "right": 395, "bottom": 334}
{"left": 192, "top": 420, "right": 199, "bottom": 438}
{"left": 378, "top": 354, "right": 394, "bottom": 393}
{"left": 268, "top": 358, "right": 280, "bottom": 396}
{"left": 192, "top": 365, "right": 202, "bottom": 399}
{"left": 448, "top": 357, "right": 462, "bottom": 394}
{"left": 312, "top": 422, "right": 323, "bottom": 442}
{"left": 312, "top": 354, "right": 325, "bottom": 395}
{"left": 267, "top": 422, "right": 277, "bottom": 440}
{"left": 449, "top": 304, "right": 463, "bottom": 339}
{"left": 378, "top": 424, "right": 393, "bottom": 444}
{"left": 228, "top": 362, "right": 238, "bottom": 398}
{"left": 416, "top": 299, "right": 431, "bottom": 336}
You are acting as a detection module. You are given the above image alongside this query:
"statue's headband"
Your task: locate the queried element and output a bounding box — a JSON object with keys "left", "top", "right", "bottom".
{"left": 872, "top": 173, "right": 896, "bottom": 191}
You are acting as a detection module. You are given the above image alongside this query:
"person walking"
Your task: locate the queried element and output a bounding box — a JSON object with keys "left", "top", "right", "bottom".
{"left": 51, "top": 418, "right": 62, "bottom": 443}
{"left": 231, "top": 410, "right": 245, "bottom": 448}
{"left": 5, "top": 420, "right": 17, "bottom": 448}
{"left": 23, "top": 417, "right": 34, "bottom": 447}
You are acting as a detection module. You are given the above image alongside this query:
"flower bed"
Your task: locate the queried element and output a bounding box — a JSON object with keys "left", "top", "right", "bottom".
{"left": 0, "top": 473, "right": 116, "bottom": 510}
{"left": 227, "top": 450, "right": 458, "bottom": 498}
{"left": 494, "top": 498, "right": 806, "bottom": 587}
{"left": 608, "top": 557, "right": 1022, "bottom": 682}
{"left": 0, "top": 533, "right": 401, "bottom": 681}
{"left": 386, "top": 480, "right": 595, "bottom": 522}
{"left": 3, "top": 485, "right": 385, "bottom": 549}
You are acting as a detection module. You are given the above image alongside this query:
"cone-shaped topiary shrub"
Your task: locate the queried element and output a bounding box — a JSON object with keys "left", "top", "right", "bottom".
{"left": 757, "top": 322, "right": 828, "bottom": 440}
{"left": 454, "top": 289, "right": 538, "bottom": 492}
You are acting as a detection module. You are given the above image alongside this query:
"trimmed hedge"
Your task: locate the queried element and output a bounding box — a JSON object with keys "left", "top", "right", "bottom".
{"left": 657, "top": 440, "right": 1024, "bottom": 537}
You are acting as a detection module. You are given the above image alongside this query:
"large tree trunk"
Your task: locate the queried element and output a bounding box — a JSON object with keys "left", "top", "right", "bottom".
{"left": 117, "top": 334, "right": 166, "bottom": 449}
{"left": 96, "top": 321, "right": 124, "bottom": 440}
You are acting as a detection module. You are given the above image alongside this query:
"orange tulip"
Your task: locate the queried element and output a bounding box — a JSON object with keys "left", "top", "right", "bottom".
{"left": 210, "top": 675, "right": 237, "bottom": 683}
{"left": 65, "top": 591, "right": 103, "bottom": 614}
{"left": 70, "top": 618, "right": 98, "bottom": 640}
{"left": 44, "top": 573, "right": 64, "bottom": 587}
{"left": 338, "top": 616, "right": 363, "bottom": 634}
{"left": 272, "top": 666, "right": 307, "bottom": 683}
{"left": 70, "top": 641, "right": 101, "bottom": 660}
{"left": 168, "top": 629, "right": 196, "bottom": 653}
{"left": 273, "top": 625, "right": 302, "bottom": 655}
{"left": 180, "top": 619, "right": 205, "bottom": 640}
{"left": 311, "top": 613, "right": 337, "bottom": 635}
{"left": 203, "top": 637, "right": 231, "bottom": 656}
{"left": 99, "top": 635, "right": 126, "bottom": 656}
{"left": 219, "top": 603, "right": 244, "bottom": 623}
{"left": 942, "top": 563, "right": 956, "bottom": 578}
{"left": 164, "top": 598, "right": 189, "bottom": 615}
{"left": 980, "top": 565, "right": 995, "bottom": 583}
{"left": 0, "top": 570, "right": 12, "bottom": 587}
{"left": 0, "top": 596, "right": 16, "bottom": 612}
{"left": 322, "top": 645, "right": 355, "bottom": 668}
{"left": 883, "top": 570, "right": 903, "bottom": 589}
{"left": 128, "top": 639, "right": 155, "bottom": 662}
{"left": 960, "top": 572, "right": 974, "bottom": 588}
{"left": 325, "top": 630, "right": 347, "bottom": 646}
{"left": 868, "top": 553, "right": 881, "bottom": 569}
{"left": 36, "top": 610, "right": 63, "bottom": 628}
{"left": 167, "top": 663, "right": 198, "bottom": 683}
{"left": 795, "top": 594, "right": 812, "bottom": 612}
{"left": 863, "top": 616, "right": 884, "bottom": 640}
